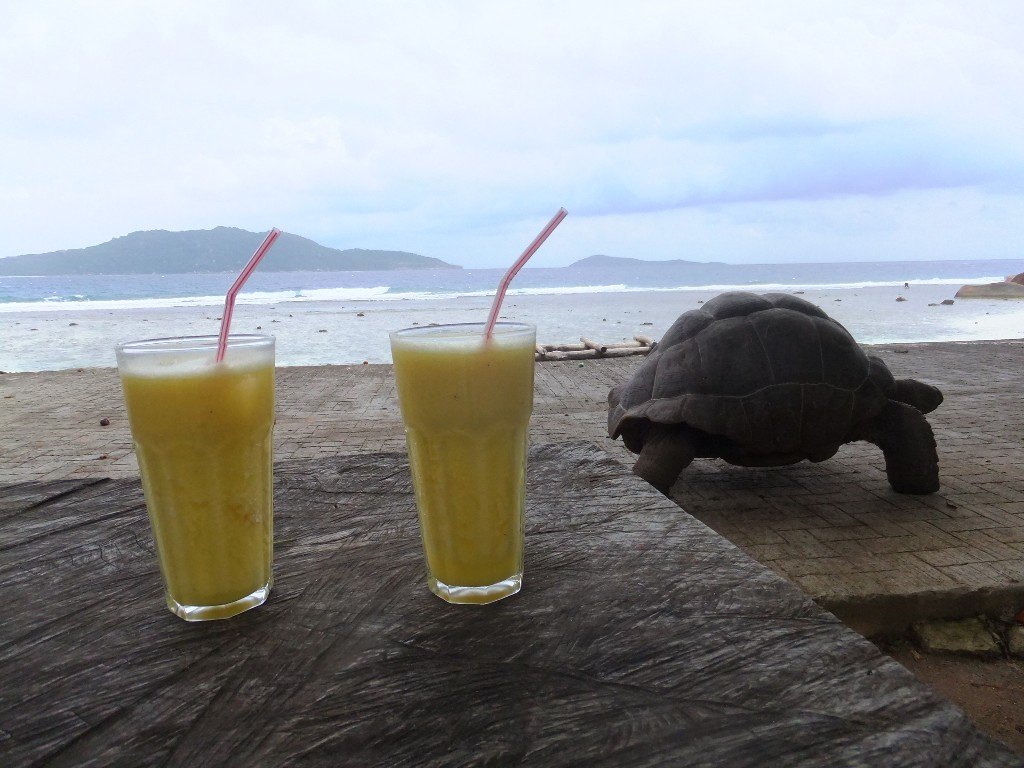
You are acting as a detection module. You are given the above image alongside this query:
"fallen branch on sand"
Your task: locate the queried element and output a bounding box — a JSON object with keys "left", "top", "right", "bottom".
{"left": 536, "top": 335, "right": 654, "bottom": 361}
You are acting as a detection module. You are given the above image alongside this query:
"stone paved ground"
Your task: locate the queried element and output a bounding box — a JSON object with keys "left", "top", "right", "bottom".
{"left": 1, "top": 340, "right": 1022, "bottom": 632}
{"left": 665, "top": 340, "right": 1024, "bottom": 633}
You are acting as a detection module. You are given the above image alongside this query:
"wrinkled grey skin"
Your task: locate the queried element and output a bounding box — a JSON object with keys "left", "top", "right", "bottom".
{"left": 609, "top": 292, "right": 943, "bottom": 495}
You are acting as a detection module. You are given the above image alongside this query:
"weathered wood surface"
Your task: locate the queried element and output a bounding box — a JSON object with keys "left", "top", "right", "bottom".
{"left": 1, "top": 443, "right": 1019, "bottom": 767}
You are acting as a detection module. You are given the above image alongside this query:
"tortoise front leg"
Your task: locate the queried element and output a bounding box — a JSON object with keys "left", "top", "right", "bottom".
{"left": 633, "top": 424, "right": 697, "bottom": 495}
{"left": 865, "top": 401, "right": 940, "bottom": 494}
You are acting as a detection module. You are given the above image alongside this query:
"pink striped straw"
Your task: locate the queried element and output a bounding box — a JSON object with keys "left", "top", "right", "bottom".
{"left": 484, "top": 207, "right": 567, "bottom": 339}
{"left": 215, "top": 228, "right": 281, "bottom": 363}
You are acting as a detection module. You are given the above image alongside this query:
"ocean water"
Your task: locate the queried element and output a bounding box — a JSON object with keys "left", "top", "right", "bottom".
{"left": 1, "top": 259, "right": 1021, "bottom": 372}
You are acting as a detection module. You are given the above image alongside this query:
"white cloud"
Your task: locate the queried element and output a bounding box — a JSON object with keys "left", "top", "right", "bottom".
{"left": 1, "top": 1, "right": 1023, "bottom": 266}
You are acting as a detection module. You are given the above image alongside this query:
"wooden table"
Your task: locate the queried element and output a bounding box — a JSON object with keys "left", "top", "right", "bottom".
{"left": 1, "top": 443, "right": 1020, "bottom": 767}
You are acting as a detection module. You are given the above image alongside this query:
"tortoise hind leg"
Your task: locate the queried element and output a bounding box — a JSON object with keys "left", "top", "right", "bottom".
{"left": 868, "top": 401, "right": 940, "bottom": 494}
{"left": 633, "top": 424, "right": 697, "bottom": 495}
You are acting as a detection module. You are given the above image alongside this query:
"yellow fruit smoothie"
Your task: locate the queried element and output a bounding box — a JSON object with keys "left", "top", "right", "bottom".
{"left": 390, "top": 322, "right": 535, "bottom": 604}
{"left": 116, "top": 335, "right": 275, "bottom": 621}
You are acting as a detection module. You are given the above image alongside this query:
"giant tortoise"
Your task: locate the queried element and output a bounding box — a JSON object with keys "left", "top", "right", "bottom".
{"left": 608, "top": 292, "right": 943, "bottom": 494}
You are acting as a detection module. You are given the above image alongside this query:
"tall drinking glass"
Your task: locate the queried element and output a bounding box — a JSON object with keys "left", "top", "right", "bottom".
{"left": 116, "top": 334, "right": 275, "bottom": 621}
{"left": 390, "top": 322, "right": 536, "bottom": 604}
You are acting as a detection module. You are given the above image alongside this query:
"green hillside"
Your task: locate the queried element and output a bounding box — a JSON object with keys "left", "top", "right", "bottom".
{"left": 0, "top": 227, "right": 459, "bottom": 275}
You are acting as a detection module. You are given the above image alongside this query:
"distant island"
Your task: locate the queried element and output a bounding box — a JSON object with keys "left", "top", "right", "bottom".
{"left": 0, "top": 227, "right": 460, "bottom": 275}
{"left": 569, "top": 254, "right": 727, "bottom": 268}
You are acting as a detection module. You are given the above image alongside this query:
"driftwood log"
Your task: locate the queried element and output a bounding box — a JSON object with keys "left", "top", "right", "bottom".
{"left": 0, "top": 444, "right": 1017, "bottom": 767}
{"left": 537, "top": 335, "right": 654, "bottom": 362}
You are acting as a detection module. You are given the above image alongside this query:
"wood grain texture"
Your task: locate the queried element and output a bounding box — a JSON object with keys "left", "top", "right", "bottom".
{"left": 1, "top": 443, "right": 1019, "bottom": 767}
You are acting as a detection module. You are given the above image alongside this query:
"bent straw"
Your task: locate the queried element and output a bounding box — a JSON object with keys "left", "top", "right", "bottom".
{"left": 215, "top": 228, "right": 281, "bottom": 363}
{"left": 484, "top": 207, "right": 567, "bottom": 339}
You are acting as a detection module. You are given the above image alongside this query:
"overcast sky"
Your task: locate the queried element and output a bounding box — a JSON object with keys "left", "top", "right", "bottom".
{"left": 2, "top": 2, "right": 1023, "bottom": 268}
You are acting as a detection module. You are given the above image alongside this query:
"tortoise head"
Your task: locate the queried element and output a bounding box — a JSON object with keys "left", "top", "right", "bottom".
{"left": 893, "top": 379, "right": 943, "bottom": 414}
{"left": 866, "top": 355, "right": 942, "bottom": 414}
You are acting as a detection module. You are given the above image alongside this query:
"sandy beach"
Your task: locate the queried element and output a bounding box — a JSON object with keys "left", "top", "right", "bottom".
{"left": 3, "top": 283, "right": 1024, "bottom": 372}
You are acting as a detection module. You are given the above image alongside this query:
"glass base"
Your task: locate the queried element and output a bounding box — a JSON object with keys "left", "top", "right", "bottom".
{"left": 428, "top": 574, "right": 522, "bottom": 605}
{"left": 166, "top": 582, "right": 271, "bottom": 621}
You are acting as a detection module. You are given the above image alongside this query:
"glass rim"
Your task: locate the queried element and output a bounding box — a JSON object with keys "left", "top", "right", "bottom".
{"left": 116, "top": 333, "right": 274, "bottom": 355}
{"left": 389, "top": 321, "right": 535, "bottom": 341}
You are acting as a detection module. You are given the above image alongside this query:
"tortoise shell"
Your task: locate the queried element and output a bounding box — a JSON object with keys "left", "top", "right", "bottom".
{"left": 608, "top": 292, "right": 893, "bottom": 459}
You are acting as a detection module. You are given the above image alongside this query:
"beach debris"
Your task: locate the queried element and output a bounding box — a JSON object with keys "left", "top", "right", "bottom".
{"left": 535, "top": 335, "right": 654, "bottom": 362}
{"left": 608, "top": 291, "right": 944, "bottom": 495}
{"left": 99, "top": 418, "right": 110, "bottom": 426}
